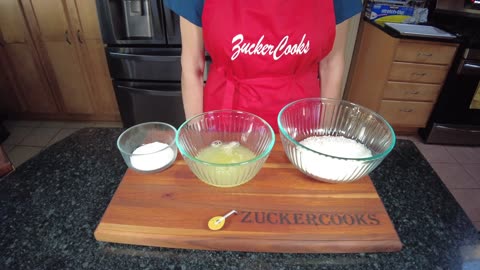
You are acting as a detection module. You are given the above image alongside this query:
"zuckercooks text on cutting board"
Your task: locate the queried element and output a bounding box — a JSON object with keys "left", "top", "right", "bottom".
{"left": 239, "top": 211, "right": 381, "bottom": 226}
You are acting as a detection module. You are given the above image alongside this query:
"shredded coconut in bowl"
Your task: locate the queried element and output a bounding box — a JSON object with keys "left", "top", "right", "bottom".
{"left": 297, "top": 136, "right": 373, "bottom": 181}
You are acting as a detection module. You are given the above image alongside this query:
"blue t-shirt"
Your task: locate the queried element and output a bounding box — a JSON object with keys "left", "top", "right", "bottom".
{"left": 165, "top": 0, "right": 362, "bottom": 26}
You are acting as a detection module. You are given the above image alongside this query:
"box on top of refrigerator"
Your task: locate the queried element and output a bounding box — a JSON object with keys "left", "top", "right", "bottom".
{"left": 365, "top": 3, "right": 415, "bottom": 26}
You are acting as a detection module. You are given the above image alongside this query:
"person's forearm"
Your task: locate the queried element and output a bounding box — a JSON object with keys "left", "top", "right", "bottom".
{"left": 319, "top": 19, "right": 350, "bottom": 100}
{"left": 320, "top": 56, "right": 344, "bottom": 100}
{"left": 181, "top": 70, "right": 204, "bottom": 119}
{"left": 179, "top": 17, "right": 205, "bottom": 119}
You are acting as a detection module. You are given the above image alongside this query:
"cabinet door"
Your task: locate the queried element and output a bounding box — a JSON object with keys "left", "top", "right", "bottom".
{"left": 83, "top": 39, "right": 119, "bottom": 115}
{"left": 0, "top": 0, "right": 28, "bottom": 44}
{"left": 30, "top": 0, "right": 95, "bottom": 114}
{"left": 66, "top": 0, "right": 119, "bottom": 117}
{"left": 0, "top": 46, "right": 23, "bottom": 112}
{"left": 30, "top": 0, "right": 70, "bottom": 41}
{"left": 5, "top": 43, "right": 58, "bottom": 113}
{"left": 73, "top": 0, "right": 102, "bottom": 40}
{"left": 43, "top": 41, "right": 94, "bottom": 114}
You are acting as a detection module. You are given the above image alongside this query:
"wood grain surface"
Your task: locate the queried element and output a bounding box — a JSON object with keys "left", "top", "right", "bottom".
{"left": 95, "top": 141, "right": 402, "bottom": 253}
{"left": 394, "top": 40, "right": 457, "bottom": 65}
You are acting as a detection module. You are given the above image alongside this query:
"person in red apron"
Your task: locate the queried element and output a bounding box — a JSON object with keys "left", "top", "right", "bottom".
{"left": 166, "top": 0, "right": 362, "bottom": 131}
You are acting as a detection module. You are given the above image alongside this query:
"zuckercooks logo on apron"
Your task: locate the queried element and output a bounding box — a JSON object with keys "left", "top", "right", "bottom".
{"left": 231, "top": 33, "right": 310, "bottom": 61}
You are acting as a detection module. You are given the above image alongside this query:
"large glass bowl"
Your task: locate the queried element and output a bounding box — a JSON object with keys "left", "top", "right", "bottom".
{"left": 117, "top": 122, "right": 177, "bottom": 173}
{"left": 176, "top": 110, "right": 275, "bottom": 187}
{"left": 278, "top": 98, "right": 395, "bottom": 183}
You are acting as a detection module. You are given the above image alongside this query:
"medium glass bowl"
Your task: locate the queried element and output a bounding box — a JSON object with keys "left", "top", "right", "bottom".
{"left": 176, "top": 110, "right": 275, "bottom": 187}
{"left": 278, "top": 98, "right": 395, "bottom": 183}
{"left": 117, "top": 122, "right": 178, "bottom": 173}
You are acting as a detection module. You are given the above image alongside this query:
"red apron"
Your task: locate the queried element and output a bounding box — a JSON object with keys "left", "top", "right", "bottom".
{"left": 202, "top": 0, "right": 336, "bottom": 132}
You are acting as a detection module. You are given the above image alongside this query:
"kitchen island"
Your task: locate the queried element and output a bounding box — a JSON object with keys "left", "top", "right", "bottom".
{"left": 1, "top": 128, "right": 478, "bottom": 270}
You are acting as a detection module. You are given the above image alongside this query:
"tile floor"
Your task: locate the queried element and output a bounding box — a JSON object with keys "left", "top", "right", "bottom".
{"left": 0, "top": 120, "right": 479, "bottom": 231}
{"left": 1, "top": 120, "right": 122, "bottom": 168}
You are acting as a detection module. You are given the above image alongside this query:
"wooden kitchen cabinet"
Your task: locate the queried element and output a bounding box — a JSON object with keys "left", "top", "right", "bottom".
{"left": 28, "top": 0, "right": 95, "bottom": 114}
{"left": 0, "top": 0, "right": 28, "bottom": 44}
{"left": 0, "top": 0, "right": 58, "bottom": 115}
{"left": 379, "top": 100, "right": 434, "bottom": 127}
{"left": 383, "top": 82, "right": 441, "bottom": 102}
{"left": 42, "top": 41, "right": 95, "bottom": 114}
{"left": 72, "top": 0, "right": 102, "bottom": 40}
{"left": 346, "top": 22, "right": 458, "bottom": 130}
{"left": 388, "top": 62, "right": 450, "bottom": 84}
{"left": 0, "top": 45, "right": 23, "bottom": 113}
{"left": 65, "top": 0, "right": 119, "bottom": 117}
{"left": 80, "top": 40, "right": 120, "bottom": 116}
{"left": 29, "top": 0, "right": 67, "bottom": 41}
{"left": 5, "top": 44, "right": 58, "bottom": 113}
{"left": 0, "top": 0, "right": 118, "bottom": 119}
{"left": 393, "top": 41, "right": 457, "bottom": 65}
{"left": 19, "top": 0, "right": 119, "bottom": 119}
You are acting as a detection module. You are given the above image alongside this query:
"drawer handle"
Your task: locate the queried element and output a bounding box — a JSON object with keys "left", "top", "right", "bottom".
{"left": 406, "top": 90, "right": 420, "bottom": 95}
{"left": 412, "top": 72, "right": 427, "bottom": 77}
{"left": 64, "top": 30, "right": 71, "bottom": 45}
{"left": 400, "top": 108, "right": 414, "bottom": 113}
{"left": 76, "top": 30, "right": 83, "bottom": 44}
{"left": 417, "top": 52, "right": 433, "bottom": 57}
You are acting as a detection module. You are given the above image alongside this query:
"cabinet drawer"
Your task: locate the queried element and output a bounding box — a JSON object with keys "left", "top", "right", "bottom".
{"left": 394, "top": 41, "right": 457, "bottom": 65}
{"left": 383, "top": 81, "right": 441, "bottom": 102}
{"left": 388, "top": 62, "right": 449, "bottom": 84}
{"left": 379, "top": 100, "right": 434, "bottom": 127}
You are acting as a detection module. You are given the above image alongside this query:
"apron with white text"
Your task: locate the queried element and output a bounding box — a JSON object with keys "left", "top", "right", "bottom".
{"left": 202, "top": 0, "right": 336, "bottom": 131}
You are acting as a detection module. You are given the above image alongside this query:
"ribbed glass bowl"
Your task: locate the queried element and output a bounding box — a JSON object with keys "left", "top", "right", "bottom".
{"left": 278, "top": 98, "right": 395, "bottom": 183}
{"left": 176, "top": 110, "right": 275, "bottom": 187}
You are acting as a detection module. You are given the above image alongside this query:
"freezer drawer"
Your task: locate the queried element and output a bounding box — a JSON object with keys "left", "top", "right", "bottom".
{"left": 107, "top": 47, "right": 182, "bottom": 81}
{"left": 422, "top": 123, "right": 480, "bottom": 145}
{"left": 114, "top": 81, "right": 185, "bottom": 128}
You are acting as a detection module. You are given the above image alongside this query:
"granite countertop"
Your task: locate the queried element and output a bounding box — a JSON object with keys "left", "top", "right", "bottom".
{"left": 365, "top": 19, "right": 463, "bottom": 44}
{"left": 1, "top": 128, "right": 478, "bottom": 270}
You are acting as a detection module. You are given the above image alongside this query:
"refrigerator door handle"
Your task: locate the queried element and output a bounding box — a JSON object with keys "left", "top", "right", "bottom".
{"left": 457, "top": 60, "right": 480, "bottom": 75}
{"left": 116, "top": 85, "right": 181, "bottom": 96}
{"left": 436, "top": 124, "right": 480, "bottom": 133}
{"left": 109, "top": 52, "right": 180, "bottom": 62}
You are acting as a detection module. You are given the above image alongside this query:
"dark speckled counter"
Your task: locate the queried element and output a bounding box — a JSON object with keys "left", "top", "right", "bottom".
{"left": 0, "top": 128, "right": 478, "bottom": 270}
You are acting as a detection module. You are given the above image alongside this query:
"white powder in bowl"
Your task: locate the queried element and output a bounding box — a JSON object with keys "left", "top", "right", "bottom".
{"left": 297, "top": 136, "right": 373, "bottom": 181}
{"left": 130, "top": 142, "right": 175, "bottom": 172}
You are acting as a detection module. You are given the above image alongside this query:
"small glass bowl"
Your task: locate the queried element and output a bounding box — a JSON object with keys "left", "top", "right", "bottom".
{"left": 117, "top": 122, "right": 178, "bottom": 173}
{"left": 278, "top": 98, "right": 396, "bottom": 183}
{"left": 176, "top": 110, "right": 275, "bottom": 187}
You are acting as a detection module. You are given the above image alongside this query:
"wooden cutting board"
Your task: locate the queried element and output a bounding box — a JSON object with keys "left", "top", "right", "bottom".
{"left": 95, "top": 141, "right": 402, "bottom": 253}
